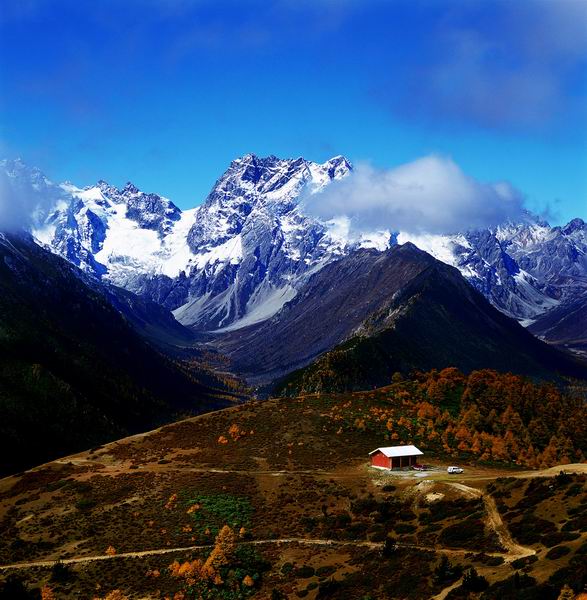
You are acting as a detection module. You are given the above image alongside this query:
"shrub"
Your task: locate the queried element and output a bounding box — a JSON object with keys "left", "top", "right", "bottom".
{"left": 0, "top": 575, "right": 37, "bottom": 599}
{"left": 439, "top": 519, "right": 485, "bottom": 548}
{"left": 510, "top": 555, "right": 538, "bottom": 570}
{"left": 462, "top": 568, "right": 488, "bottom": 592}
{"left": 75, "top": 497, "right": 96, "bottom": 511}
{"left": 434, "top": 555, "right": 462, "bottom": 584}
{"left": 542, "top": 531, "right": 580, "bottom": 546}
{"left": 565, "top": 484, "right": 583, "bottom": 497}
{"left": 281, "top": 562, "right": 294, "bottom": 575}
{"left": 382, "top": 536, "right": 397, "bottom": 557}
{"left": 394, "top": 523, "right": 416, "bottom": 534}
{"left": 509, "top": 515, "right": 556, "bottom": 545}
{"left": 546, "top": 546, "right": 571, "bottom": 560}
{"left": 316, "top": 566, "right": 336, "bottom": 578}
{"left": 562, "top": 515, "right": 587, "bottom": 532}
{"left": 50, "top": 560, "right": 72, "bottom": 583}
{"left": 316, "top": 579, "right": 342, "bottom": 598}
{"left": 482, "top": 572, "right": 537, "bottom": 598}
{"left": 295, "top": 566, "right": 315, "bottom": 578}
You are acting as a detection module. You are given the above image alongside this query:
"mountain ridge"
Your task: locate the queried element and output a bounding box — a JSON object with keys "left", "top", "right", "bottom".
{"left": 212, "top": 242, "right": 587, "bottom": 390}
{"left": 0, "top": 232, "right": 239, "bottom": 476}
{"left": 2, "top": 155, "right": 586, "bottom": 332}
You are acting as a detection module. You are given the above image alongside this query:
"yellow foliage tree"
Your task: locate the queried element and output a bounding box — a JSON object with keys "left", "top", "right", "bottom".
{"left": 169, "top": 525, "right": 237, "bottom": 587}
{"left": 557, "top": 584, "right": 576, "bottom": 600}
{"left": 201, "top": 525, "right": 236, "bottom": 580}
{"left": 105, "top": 592, "right": 129, "bottom": 600}
{"left": 41, "top": 585, "right": 55, "bottom": 600}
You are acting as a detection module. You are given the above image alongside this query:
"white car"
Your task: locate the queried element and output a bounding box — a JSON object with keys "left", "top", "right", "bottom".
{"left": 447, "top": 466, "right": 464, "bottom": 474}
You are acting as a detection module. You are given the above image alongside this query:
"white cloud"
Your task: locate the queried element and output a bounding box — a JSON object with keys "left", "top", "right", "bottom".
{"left": 304, "top": 155, "right": 525, "bottom": 236}
{"left": 0, "top": 164, "right": 56, "bottom": 232}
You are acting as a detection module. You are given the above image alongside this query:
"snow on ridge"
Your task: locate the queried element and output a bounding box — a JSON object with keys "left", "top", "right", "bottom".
{"left": 396, "top": 232, "right": 463, "bottom": 268}
{"left": 214, "top": 284, "right": 298, "bottom": 332}
{"left": 8, "top": 154, "right": 587, "bottom": 331}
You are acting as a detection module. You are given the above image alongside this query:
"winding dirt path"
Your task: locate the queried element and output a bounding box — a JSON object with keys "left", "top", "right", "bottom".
{"left": 483, "top": 494, "right": 533, "bottom": 559}
{"left": 431, "top": 580, "right": 462, "bottom": 600}
{"left": 0, "top": 473, "right": 541, "bottom": 573}
{"left": 0, "top": 539, "right": 379, "bottom": 571}
{"left": 443, "top": 481, "right": 535, "bottom": 560}
{"left": 0, "top": 535, "right": 524, "bottom": 573}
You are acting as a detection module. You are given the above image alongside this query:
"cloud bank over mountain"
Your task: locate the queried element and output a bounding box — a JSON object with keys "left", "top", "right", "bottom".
{"left": 305, "top": 155, "right": 525, "bottom": 236}
{"left": 0, "top": 161, "right": 57, "bottom": 232}
{"left": 0, "top": 170, "right": 35, "bottom": 231}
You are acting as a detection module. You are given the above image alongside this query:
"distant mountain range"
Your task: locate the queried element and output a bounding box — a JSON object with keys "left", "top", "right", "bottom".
{"left": 3, "top": 155, "right": 586, "bottom": 336}
{"left": 2, "top": 155, "right": 587, "bottom": 395}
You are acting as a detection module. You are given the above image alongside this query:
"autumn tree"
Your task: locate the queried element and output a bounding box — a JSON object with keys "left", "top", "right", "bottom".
{"left": 202, "top": 525, "right": 236, "bottom": 578}
{"left": 170, "top": 525, "right": 237, "bottom": 587}
{"left": 557, "top": 584, "right": 576, "bottom": 600}
{"left": 41, "top": 585, "right": 55, "bottom": 600}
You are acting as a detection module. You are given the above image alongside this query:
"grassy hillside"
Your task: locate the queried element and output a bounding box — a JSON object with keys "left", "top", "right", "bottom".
{"left": 0, "top": 373, "right": 585, "bottom": 599}
{"left": 0, "top": 234, "right": 244, "bottom": 476}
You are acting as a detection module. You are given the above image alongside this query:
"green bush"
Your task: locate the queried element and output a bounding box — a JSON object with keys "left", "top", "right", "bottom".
{"left": 462, "top": 567, "right": 488, "bottom": 592}
{"left": 316, "top": 565, "right": 336, "bottom": 578}
{"left": 565, "top": 484, "right": 583, "bottom": 497}
{"left": 50, "top": 560, "right": 73, "bottom": 583}
{"left": 75, "top": 497, "right": 96, "bottom": 511}
{"left": 546, "top": 546, "right": 571, "bottom": 560}
{"left": 510, "top": 555, "right": 538, "bottom": 570}
{"left": 394, "top": 523, "right": 416, "bottom": 534}
{"left": 184, "top": 492, "right": 253, "bottom": 536}
{"left": 295, "top": 565, "right": 315, "bottom": 578}
{"left": 281, "top": 562, "right": 294, "bottom": 575}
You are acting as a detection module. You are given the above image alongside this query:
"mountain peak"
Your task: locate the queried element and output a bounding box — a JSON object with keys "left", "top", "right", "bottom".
{"left": 395, "top": 240, "right": 432, "bottom": 257}
{"left": 325, "top": 154, "right": 352, "bottom": 167}
{"left": 123, "top": 182, "right": 140, "bottom": 194}
{"left": 563, "top": 217, "right": 586, "bottom": 235}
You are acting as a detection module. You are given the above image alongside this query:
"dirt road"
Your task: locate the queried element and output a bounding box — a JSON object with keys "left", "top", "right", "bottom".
{"left": 0, "top": 537, "right": 517, "bottom": 572}
{"left": 443, "top": 481, "right": 535, "bottom": 560}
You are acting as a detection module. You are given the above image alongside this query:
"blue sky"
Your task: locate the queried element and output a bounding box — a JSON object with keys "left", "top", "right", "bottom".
{"left": 1, "top": 0, "right": 586, "bottom": 224}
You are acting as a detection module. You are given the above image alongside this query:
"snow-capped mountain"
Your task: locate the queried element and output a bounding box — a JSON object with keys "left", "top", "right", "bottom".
{"left": 398, "top": 217, "right": 587, "bottom": 323}
{"left": 2, "top": 156, "right": 586, "bottom": 330}
{"left": 5, "top": 156, "right": 360, "bottom": 330}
